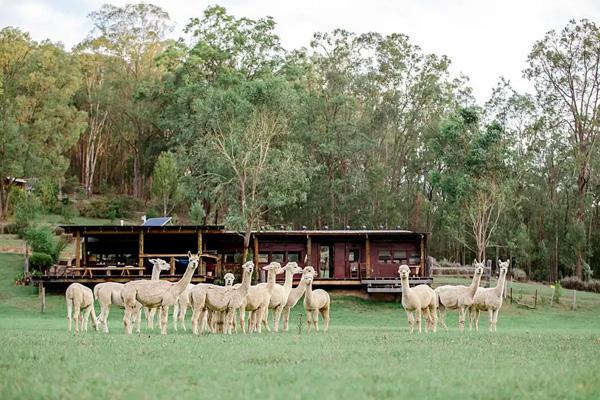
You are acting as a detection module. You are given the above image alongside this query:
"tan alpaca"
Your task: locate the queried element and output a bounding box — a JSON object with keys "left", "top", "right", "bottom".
{"left": 190, "top": 261, "right": 255, "bottom": 335}
{"left": 208, "top": 272, "right": 236, "bottom": 333}
{"left": 143, "top": 259, "right": 172, "bottom": 330}
{"left": 172, "top": 283, "right": 195, "bottom": 332}
{"left": 66, "top": 283, "right": 98, "bottom": 333}
{"left": 257, "top": 262, "right": 304, "bottom": 332}
{"left": 282, "top": 266, "right": 316, "bottom": 332}
{"left": 242, "top": 262, "right": 283, "bottom": 333}
{"left": 303, "top": 270, "right": 330, "bottom": 333}
{"left": 398, "top": 264, "right": 437, "bottom": 334}
{"left": 95, "top": 258, "right": 169, "bottom": 333}
{"left": 121, "top": 252, "right": 199, "bottom": 335}
{"left": 435, "top": 260, "right": 484, "bottom": 331}
{"left": 469, "top": 260, "right": 509, "bottom": 332}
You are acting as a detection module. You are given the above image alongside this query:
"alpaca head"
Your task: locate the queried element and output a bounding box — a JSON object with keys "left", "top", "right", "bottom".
{"left": 187, "top": 251, "right": 200, "bottom": 271}
{"left": 474, "top": 265, "right": 484, "bottom": 276}
{"left": 473, "top": 259, "right": 485, "bottom": 270}
{"left": 303, "top": 270, "right": 316, "bottom": 284}
{"left": 223, "top": 273, "right": 235, "bottom": 286}
{"left": 283, "top": 261, "right": 303, "bottom": 274}
{"left": 241, "top": 261, "right": 254, "bottom": 275}
{"left": 498, "top": 259, "right": 510, "bottom": 275}
{"left": 398, "top": 264, "right": 411, "bottom": 279}
{"left": 149, "top": 258, "right": 170, "bottom": 271}
{"left": 302, "top": 266, "right": 316, "bottom": 277}
{"left": 263, "top": 261, "right": 283, "bottom": 274}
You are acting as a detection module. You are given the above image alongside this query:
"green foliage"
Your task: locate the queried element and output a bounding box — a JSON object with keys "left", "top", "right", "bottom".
{"left": 23, "top": 226, "right": 66, "bottom": 263}
{"left": 152, "top": 151, "right": 182, "bottom": 217}
{"left": 78, "top": 195, "right": 142, "bottom": 219}
{"left": 552, "top": 281, "right": 562, "bottom": 304}
{"left": 189, "top": 201, "right": 205, "bottom": 224}
{"left": 28, "top": 252, "right": 53, "bottom": 271}
{"left": 59, "top": 199, "right": 78, "bottom": 224}
{"left": 9, "top": 189, "right": 41, "bottom": 234}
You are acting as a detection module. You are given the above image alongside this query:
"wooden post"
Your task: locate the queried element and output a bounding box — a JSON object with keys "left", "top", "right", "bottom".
{"left": 365, "top": 235, "right": 371, "bottom": 279}
{"left": 75, "top": 231, "right": 81, "bottom": 269}
{"left": 170, "top": 256, "right": 175, "bottom": 275}
{"left": 24, "top": 241, "right": 29, "bottom": 274}
{"left": 197, "top": 231, "right": 203, "bottom": 276}
{"left": 534, "top": 289, "right": 538, "bottom": 309}
{"left": 510, "top": 287, "right": 513, "bottom": 304}
{"left": 138, "top": 231, "right": 144, "bottom": 276}
{"left": 306, "top": 235, "right": 312, "bottom": 266}
{"left": 39, "top": 283, "right": 45, "bottom": 313}
{"left": 419, "top": 235, "right": 425, "bottom": 277}
{"left": 572, "top": 290, "right": 577, "bottom": 310}
{"left": 253, "top": 236, "right": 259, "bottom": 268}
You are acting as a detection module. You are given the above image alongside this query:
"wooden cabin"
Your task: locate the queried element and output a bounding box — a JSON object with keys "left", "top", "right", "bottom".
{"left": 43, "top": 226, "right": 432, "bottom": 292}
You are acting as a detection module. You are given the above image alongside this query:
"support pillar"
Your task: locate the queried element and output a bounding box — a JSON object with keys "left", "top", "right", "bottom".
{"left": 365, "top": 235, "right": 371, "bottom": 279}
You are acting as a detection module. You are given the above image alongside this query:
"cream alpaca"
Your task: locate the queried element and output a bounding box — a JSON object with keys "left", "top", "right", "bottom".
{"left": 208, "top": 272, "right": 236, "bottom": 333}
{"left": 242, "top": 262, "right": 283, "bottom": 333}
{"left": 398, "top": 264, "right": 437, "bottom": 333}
{"left": 303, "top": 271, "right": 331, "bottom": 333}
{"left": 469, "top": 260, "right": 509, "bottom": 332}
{"left": 190, "top": 261, "right": 254, "bottom": 335}
{"left": 95, "top": 258, "right": 169, "bottom": 333}
{"left": 282, "top": 266, "right": 316, "bottom": 332}
{"left": 66, "top": 283, "right": 98, "bottom": 333}
{"left": 435, "top": 260, "right": 484, "bottom": 331}
{"left": 257, "top": 262, "right": 303, "bottom": 332}
{"left": 121, "top": 252, "right": 199, "bottom": 335}
{"left": 143, "top": 258, "right": 172, "bottom": 330}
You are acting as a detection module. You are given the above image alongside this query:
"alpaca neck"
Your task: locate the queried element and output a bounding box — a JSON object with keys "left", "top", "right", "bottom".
{"left": 468, "top": 272, "right": 482, "bottom": 297}
{"left": 400, "top": 275, "right": 411, "bottom": 302}
{"left": 305, "top": 280, "right": 313, "bottom": 305}
{"left": 172, "top": 261, "right": 196, "bottom": 295}
{"left": 283, "top": 270, "right": 294, "bottom": 292}
{"left": 238, "top": 268, "right": 252, "bottom": 296}
{"left": 291, "top": 279, "right": 308, "bottom": 297}
{"left": 266, "top": 268, "right": 277, "bottom": 293}
{"left": 494, "top": 270, "right": 507, "bottom": 297}
{"left": 151, "top": 265, "right": 163, "bottom": 281}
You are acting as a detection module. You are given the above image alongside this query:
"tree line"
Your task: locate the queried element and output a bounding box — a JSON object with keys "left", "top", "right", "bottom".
{"left": 1, "top": 3, "right": 599, "bottom": 280}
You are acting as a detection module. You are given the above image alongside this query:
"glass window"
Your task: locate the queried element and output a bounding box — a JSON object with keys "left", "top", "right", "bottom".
{"left": 409, "top": 252, "right": 420, "bottom": 265}
{"left": 393, "top": 251, "right": 407, "bottom": 264}
{"left": 224, "top": 253, "right": 236, "bottom": 263}
{"left": 287, "top": 252, "right": 301, "bottom": 262}
{"left": 258, "top": 253, "right": 269, "bottom": 263}
{"left": 378, "top": 250, "right": 391, "bottom": 263}
{"left": 272, "top": 252, "right": 285, "bottom": 263}
{"left": 348, "top": 249, "right": 359, "bottom": 262}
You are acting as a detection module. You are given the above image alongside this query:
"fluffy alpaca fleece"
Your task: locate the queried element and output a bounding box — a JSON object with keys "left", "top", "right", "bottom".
{"left": 241, "top": 262, "right": 283, "bottom": 333}
{"left": 207, "top": 273, "right": 236, "bottom": 333}
{"left": 121, "top": 252, "right": 199, "bottom": 335}
{"left": 172, "top": 284, "right": 195, "bottom": 332}
{"left": 282, "top": 266, "right": 316, "bottom": 332}
{"left": 398, "top": 264, "right": 437, "bottom": 334}
{"left": 469, "top": 260, "right": 509, "bottom": 332}
{"left": 143, "top": 259, "right": 172, "bottom": 330}
{"left": 257, "top": 262, "right": 304, "bottom": 332}
{"left": 435, "top": 261, "right": 484, "bottom": 331}
{"left": 66, "top": 283, "right": 98, "bottom": 333}
{"left": 303, "top": 270, "right": 331, "bottom": 333}
{"left": 190, "top": 261, "right": 254, "bottom": 335}
{"left": 95, "top": 259, "right": 169, "bottom": 333}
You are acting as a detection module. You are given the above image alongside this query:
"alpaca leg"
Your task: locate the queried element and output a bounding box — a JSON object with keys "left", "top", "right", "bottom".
{"left": 488, "top": 309, "right": 494, "bottom": 332}
{"left": 321, "top": 307, "right": 330, "bottom": 333}
{"left": 173, "top": 302, "right": 179, "bottom": 332}
{"left": 429, "top": 305, "right": 437, "bottom": 333}
{"left": 261, "top": 307, "right": 271, "bottom": 333}
{"left": 134, "top": 305, "right": 142, "bottom": 334}
{"left": 198, "top": 309, "right": 208, "bottom": 335}
{"left": 100, "top": 304, "right": 109, "bottom": 333}
{"left": 416, "top": 308, "right": 422, "bottom": 333}
{"left": 240, "top": 309, "right": 246, "bottom": 334}
{"left": 458, "top": 307, "right": 465, "bottom": 332}
{"left": 313, "top": 309, "right": 319, "bottom": 332}
{"left": 123, "top": 306, "right": 133, "bottom": 335}
{"left": 144, "top": 307, "right": 152, "bottom": 330}
{"left": 83, "top": 306, "right": 92, "bottom": 332}
{"left": 475, "top": 309, "right": 480, "bottom": 332}
{"left": 191, "top": 308, "right": 199, "bottom": 335}
{"left": 273, "top": 306, "right": 283, "bottom": 333}
{"left": 492, "top": 309, "right": 499, "bottom": 332}
{"left": 160, "top": 306, "right": 169, "bottom": 335}
{"left": 423, "top": 308, "right": 431, "bottom": 333}
{"left": 306, "top": 310, "right": 313, "bottom": 333}
{"left": 73, "top": 300, "right": 81, "bottom": 334}
{"left": 224, "top": 310, "right": 234, "bottom": 335}
{"left": 406, "top": 311, "right": 414, "bottom": 334}
{"left": 90, "top": 303, "right": 99, "bottom": 331}
{"left": 66, "top": 298, "right": 73, "bottom": 333}
{"left": 180, "top": 304, "right": 188, "bottom": 332}
{"left": 282, "top": 306, "right": 291, "bottom": 332}
{"left": 438, "top": 307, "right": 448, "bottom": 331}
{"left": 256, "top": 310, "right": 263, "bottom": 333}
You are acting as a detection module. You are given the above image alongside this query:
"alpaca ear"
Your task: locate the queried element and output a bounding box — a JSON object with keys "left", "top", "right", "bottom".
{"left": 473, "top": 259, "right": 477, "bottom": 266}
{"left": 188, "top": 251, "right": 192, "bottom": 258}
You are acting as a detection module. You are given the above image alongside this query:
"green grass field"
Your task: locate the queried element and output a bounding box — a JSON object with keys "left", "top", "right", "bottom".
{"left": 1, "top": 253, "right": 600, "bottom": 399}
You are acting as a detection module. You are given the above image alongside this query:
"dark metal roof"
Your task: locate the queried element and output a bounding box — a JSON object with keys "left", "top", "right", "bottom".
{"left": 142, "top": 217, "right": 172, "bottom": 226}
{"left": 60, "top": 225, "right": 225, "bottom": 233}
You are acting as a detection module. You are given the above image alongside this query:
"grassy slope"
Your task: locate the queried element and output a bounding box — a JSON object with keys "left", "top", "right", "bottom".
{"left": 1, "top": 253, "right": 600, "bottom": 399}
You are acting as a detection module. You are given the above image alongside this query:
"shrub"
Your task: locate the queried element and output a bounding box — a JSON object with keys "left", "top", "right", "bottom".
{"left": 29, "top": 252, "right": 53, "bottom": 271}
{"left": 60, "top": 198, "right": 78, "bottom": 223}
{"left": 552, "top": 281, "right": 562, "bottom": 304}
{"left": 561, "top": 276, "right": 600, "bottom": 294}
{"left": 189, "top": 201, "right": 205, "bottom": 224}
{"left": 24, "top": 226, "right": 67, "bottom": 263}
{"left": 10, "top": 188, "right": 41, "bottom": 234}
{"left": 512, "top": 268, "right": 527, "bottom": 282}
{"left": 34, "top": 179, "right": 59, "bottom": 212}
{"left": 78, "top": 195, "right": 142, "bottom": 219}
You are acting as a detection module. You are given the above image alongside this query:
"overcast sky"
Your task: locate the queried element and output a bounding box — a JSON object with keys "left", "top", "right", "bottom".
{"left": 1, "top": 0, "right": 599, "bottom": 102}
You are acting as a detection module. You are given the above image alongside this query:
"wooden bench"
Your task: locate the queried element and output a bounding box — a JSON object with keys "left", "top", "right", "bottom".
{"left": 66, "top": 266, "right": 145, "bottom": 278}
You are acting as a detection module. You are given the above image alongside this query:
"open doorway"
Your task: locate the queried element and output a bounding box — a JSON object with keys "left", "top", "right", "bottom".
{"left": 319, "top": 245, "right": 333, "bottom": 278}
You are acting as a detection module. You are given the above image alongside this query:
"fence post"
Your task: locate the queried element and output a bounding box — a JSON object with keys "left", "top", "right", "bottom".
{"left": 572, "top": 290, "right": 577, "bottom": 310}
{"left": 510, "top": 287, "right": 513, "bottom": 304}
{"left": 39, "top": 283, "right": 46, "bottom": 313}
{"left": 534, "top": 289, "right": 537, "bottom": 309}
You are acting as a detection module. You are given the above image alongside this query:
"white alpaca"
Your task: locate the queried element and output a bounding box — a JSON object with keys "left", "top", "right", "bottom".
{"left": 257, "top": 262, "right": 303, "bottom": 332}
{"left": 469, "top": 260, "right": 509, "bottom": 332}
{"left": 207, "top": 272, "right": 236, "bottom": 333}
{"left": 95, "top": 258, "right": 169, "bottom": 333}
{"left": 282, "top": 266, "right": 316, "bottom": 332}
{"left": 66, "top": 283, "right": 98, "bottom": 333}
{"left": 435, "top": 260, "right": 484, "bottom": 331}
{"left": 241, "top": 262, "right": 283, "bottom": 333}
{"left": 190, "top": 262, "right": 254, "bottom": 335}
{"left": 303, "top": 270, "right": 331, "bottom": 333}
{"left": 172, "top": 283, "right": 195, "bottom": 332}
{"left": 121, "top": 252, "right": 199, "bottom": 335}
{"left": 143, "top": 259, "right": 173, "bottom": 330}
{"left": 398, "top": 264, "right": 437, "bottom": 333}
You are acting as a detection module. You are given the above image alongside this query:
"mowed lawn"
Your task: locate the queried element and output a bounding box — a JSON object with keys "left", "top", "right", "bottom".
{"left": 1, "top": 253, "right": 600, "bottom": 399}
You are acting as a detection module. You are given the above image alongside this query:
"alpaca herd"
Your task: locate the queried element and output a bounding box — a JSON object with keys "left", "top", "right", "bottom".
{"left": 65, "top": 252, "right": 330, "bottom": 335}
{"left": 65, "top": 254, "right": 509, "bottom": 335}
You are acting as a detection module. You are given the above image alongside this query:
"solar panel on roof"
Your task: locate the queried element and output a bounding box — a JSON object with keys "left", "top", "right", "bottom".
{"left": 142, "top": 217, "right": 172, "bottom": 226}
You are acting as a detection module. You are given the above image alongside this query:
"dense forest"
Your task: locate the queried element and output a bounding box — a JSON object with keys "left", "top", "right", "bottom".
{"left": 1, "top": 3, "right": 599, "bottom": 281}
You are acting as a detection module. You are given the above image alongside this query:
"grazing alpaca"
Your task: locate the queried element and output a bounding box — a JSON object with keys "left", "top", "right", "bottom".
{"left": 121, "top": 252, "right": 199, "bottom": 335}
{"left": 469, "top": 260, "right": 509, "bottom": 332}
{"left": 95, "top": 258, "right": 169, "bottom": 333}
{"left": 66, "top": 283, "right": 98, "bottom": 333}
{"left": 190, "top": 261, "right": 254, "bottom": 335}
{"left": 282, "top": 266, "right": 316, "bottom": 332}
{"left": 258, "top": 262, "right": 304, "bottom": 332}
{"left": 242, "top": 262, "right": 283, "bottom": 333}
{"left": 303, "top": 270, "right": 330, "bottom": 333}
{"left": 435, "top": 260, "right": 484, "bottom": 331}
{"left": 398, "top": 264, "right": 437, "bottom": 334}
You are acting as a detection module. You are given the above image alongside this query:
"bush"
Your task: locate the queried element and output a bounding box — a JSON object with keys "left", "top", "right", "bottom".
{"left": 552, "top": 281, "right": 562, "bottom": 304}
{"left": 78, "top": 195, "right": 142, "bottom": 219}
{"left": 24, "top": 226, "right": 67, "bottom": 263}
{"left": 60, "top": 198, "right": 78, "bottom": 223}
{"left": 29, "top": 252, "right": 53, "bottom": 271}
{"left": 512, "top": 268, "right": 527, "bottom": 282}
{"left": 561, "top": 276, "right": 600, "bottom": 294}
{"left": 10, "top": 188, "right": 41, "bottom": 234}
{"left": 34, "top": 179, "right": 59, "bottom": 212}
{"left": 189, "top": 201, "right": 205, "bottom": 224}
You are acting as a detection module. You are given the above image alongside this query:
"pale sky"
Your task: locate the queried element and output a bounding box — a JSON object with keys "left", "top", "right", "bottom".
{"left": 1, "top": 0, "right": 599, "bottom": 102}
